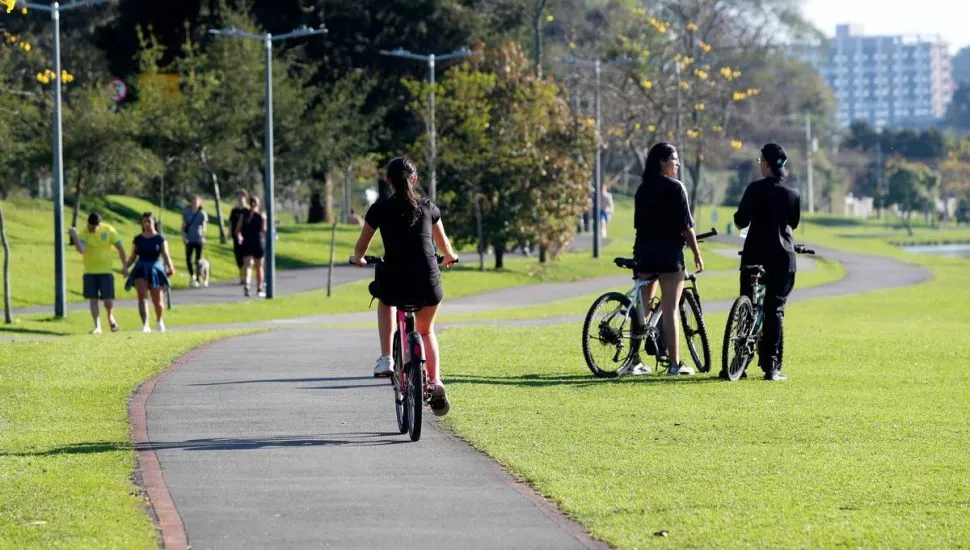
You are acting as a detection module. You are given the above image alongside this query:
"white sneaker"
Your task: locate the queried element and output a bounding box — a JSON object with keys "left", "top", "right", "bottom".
{"left": 90, "top": 326, "right": 103, "bottom": 335}
{"left": 373, "top": 356, "right": 394, "bottom": 378}
{"left": 156, "top": 321, "right": 166, "bottom": 333}
{"left": 142, "top": 324, "right": 152, "bottom": 333}
{"left": 257, "top": 288, "right": 266, "bottom": 298}
{"left": 202, "top": 280, "right": 209, "bottom": 288}
{"left": 190, "top": 279, "right": 200, "bottom": 288}
{"left": 667, "top": 363, "right": 695, "bottom": 376}
{"left": 618, "top": 361, "right": 651, "bottom": 376}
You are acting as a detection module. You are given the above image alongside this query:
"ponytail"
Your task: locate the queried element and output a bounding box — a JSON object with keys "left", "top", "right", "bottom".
{"left": 386, "top": 156, "right": 421, "bottom": 225}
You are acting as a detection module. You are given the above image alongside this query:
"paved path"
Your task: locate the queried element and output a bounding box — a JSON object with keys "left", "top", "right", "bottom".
{"left": 141, "top": 239, "right": 931, "bottom": 549}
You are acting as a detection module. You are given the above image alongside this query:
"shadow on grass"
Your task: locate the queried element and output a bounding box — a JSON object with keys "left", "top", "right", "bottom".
{"left": 447, "top": 372, "right": 723, "bottom": 388}
{"left": 188, "top": 375, "right": 374, "bottom": 387}
{"left": 2, "top": 432, "right": 405, "bottom": 456}
{"left": 0, "top": 325, "right": 66, "bottom": 336}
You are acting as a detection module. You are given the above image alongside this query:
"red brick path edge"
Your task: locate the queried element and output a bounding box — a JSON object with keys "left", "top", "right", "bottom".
{"left": 128, "top": 342, "right": 221, "bottom": 550}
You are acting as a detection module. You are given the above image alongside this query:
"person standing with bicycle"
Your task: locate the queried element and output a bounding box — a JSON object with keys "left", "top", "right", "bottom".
{"left": 350, "top": 157, "right": 460, "bottom": 416}
{"left": 627, "top": 142, "right": 705, "bottom": 376}
{"left": 732, "top": 143, "right": 801, "bottom": 381}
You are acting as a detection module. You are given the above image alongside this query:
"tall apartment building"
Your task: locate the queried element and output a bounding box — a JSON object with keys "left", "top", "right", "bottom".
{"left": 792, "top": 24, "right": 954, "bottom": 130}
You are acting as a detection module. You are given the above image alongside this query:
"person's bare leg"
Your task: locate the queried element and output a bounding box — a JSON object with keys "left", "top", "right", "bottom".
{"left": 135, "top": 280, "right": 149, "bottom": 327}
{"left": 104, "top": 300, "right": 117, "bottom": 331}
{"left": 89, "top": 299, "right": 101, "bottom": 332}
{"left": 415, "top": 304, "right": 441, "bottom": 383}
{"left": 637, "top": 278, "right": 659, "bottom": 323}
{"left": 243, "top": 257, "right": 253, "bottom": 289}
{"left": 659, "top": 271, "right": 686, "bottom": 367}
{"left": 150, "top": 288, "right": 165, "bottom": 323}
{"left": 377, "top": 301, "right": 394, "bottom": 357}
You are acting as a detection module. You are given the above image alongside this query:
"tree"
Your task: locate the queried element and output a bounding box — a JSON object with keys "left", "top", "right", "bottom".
{"left": 885, "top": 160, "right": 938, "bottom": 235}
{"left": 405, "top": 41, "right": 595, "bottom": 269}
{"left": 946, "top": 81, "right": 970, "bottom": 131}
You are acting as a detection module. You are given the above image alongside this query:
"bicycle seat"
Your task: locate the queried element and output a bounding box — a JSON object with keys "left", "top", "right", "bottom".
{"left": 394, "top": 304, "right": 424, "bottom": 313}
{"left": 685, "top": 273, "right": 696, "bottom": 282}
{"left": 742, "top": 265, "right": 766, "bottom": 278}
{"left": 614, "top": 257, "right": 638, "bottom": 270}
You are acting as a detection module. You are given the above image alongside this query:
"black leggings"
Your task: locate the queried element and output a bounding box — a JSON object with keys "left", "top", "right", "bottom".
{"left": 740, "top": 270, "right": 795, "bottom": 372}
{"left": 186, "top": 242, "right": 203, "bottom": 279}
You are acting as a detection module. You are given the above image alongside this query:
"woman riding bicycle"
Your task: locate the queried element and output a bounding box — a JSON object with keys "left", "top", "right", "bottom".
{"left": 731, "top": 143, "right": 801, "bottom": 381}
{"left": 351, "top": 157, "right": 460, "bottom": 415}
{"left": 626, "top": 142, "right": 705, "bottom": 376}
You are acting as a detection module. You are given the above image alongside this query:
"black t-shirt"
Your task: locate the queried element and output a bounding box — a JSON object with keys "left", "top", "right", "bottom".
{"left": 633, "top": 176, "right": 695, "bottom": 254}
{"left": 242, "top": 212, "right": 265, "bottom": 243}
{"left": 229, "top": 206, "right": 248, "bottom": 238}
{"left": 734, "top": 176, "right": 801, "bottom": 272}
{"left": 365, "top": 197, "right": 441, "bottom": 286}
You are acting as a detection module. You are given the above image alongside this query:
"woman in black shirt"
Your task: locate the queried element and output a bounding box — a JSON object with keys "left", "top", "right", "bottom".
{"left": 351, "top": 157, "right": 460, "bottom": 415}
{"left": 235, "top": 196, "right": 267, "bottom": 298}
{"left": 732, "top": 143, "right": 801, "bottom": 381}
{"left": 628, "top": 142, "right": 705, "bottom": 376}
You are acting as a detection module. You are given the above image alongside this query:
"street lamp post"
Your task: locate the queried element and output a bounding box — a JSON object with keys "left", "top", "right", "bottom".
{"left": 379, "top": 48, "right": 480, "bottom": 204}
{"left": 209, "top": 25, "right": 326, "bottom": 299}
{"left": 18, "top": 0, "right": 111, "bottom": 318}
{"left": 562, "top": 56, "right": 632, "bottom": 259}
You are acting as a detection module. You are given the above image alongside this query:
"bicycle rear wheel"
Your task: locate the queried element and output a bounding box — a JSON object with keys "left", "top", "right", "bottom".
{"left": 680, "top": 290, "right": 711, "bottom": 372}
{"left": 582, "top": 292, "right": 642, "bottom": 378}
{"left": 392, "top": 331, "right": 407, "bottom": 434}
{"left": 722, "top": 296, "right": 755, "bottom": 381}
{"left": 406, "top": 362, "right": 423, "bottom": 441}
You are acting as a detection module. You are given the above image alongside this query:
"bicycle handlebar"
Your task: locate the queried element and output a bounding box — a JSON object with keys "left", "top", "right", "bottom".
{"left": 736, "top": 245, "right": 816, "bottom": 256}
{"left": 351, "top": 255, "right": 456, "bottom": 266}
{"left": 695, "top": 227, "right": 718, "bottom": 241}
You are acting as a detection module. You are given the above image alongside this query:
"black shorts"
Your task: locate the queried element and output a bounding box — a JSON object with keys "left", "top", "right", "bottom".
{"left": 635, "top": 242, "right": 685, "bottom": 274}
{"left": 233, "top": 242, "right": 245, "bottom": 267}
{"left": 371, "top": 265, "right": 443, "bottom": 308}
{"left": 83, "top": 273, "right": 115, "bottom": 300}
{"left": 242, "top": 242, "right": 265, "bottom": 260}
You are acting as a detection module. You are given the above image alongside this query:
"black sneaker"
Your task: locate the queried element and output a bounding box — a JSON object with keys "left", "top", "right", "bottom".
{"left": 429, "top": 383, "right": 450, "bottom": 417}
{"left": 764, "top": 370, "right": 787, "bottom": 381}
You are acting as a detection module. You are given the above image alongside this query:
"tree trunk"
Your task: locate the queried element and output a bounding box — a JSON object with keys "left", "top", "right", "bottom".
{"left": 688, "top": 151, "right": 703, "bottom": 218}
{"left": 207, "top": 169, "right": 228, "bottom": 244}
{"left": 532, "top": 0, "right": 547, "bottom": 78}
{"left": 0, "top": 201, "right": 12, "bottom": 324}
{"left": 494, "top": 240, "right": 506, "bottom": 270}
{"left": 539, "top": 245, "right": 547, "bottom": 263}
{"left": 324, "top": 171, "right": 335, "bottom": 224}
{"left": 475, "top": 194, "right": 485, "bottom": 272}
{"left": 71, "top": 168, "right": 83, "bottom": 229}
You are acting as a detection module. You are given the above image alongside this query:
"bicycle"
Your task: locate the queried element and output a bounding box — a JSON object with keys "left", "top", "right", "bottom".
{"left": 720, "top": 244, "right": 815, "bottom": 381}
{"left": 581, "top": 229, "right": 717, "bottom": 377}
{"left": 356, "top": 255, "right": 451, "bottom": 442}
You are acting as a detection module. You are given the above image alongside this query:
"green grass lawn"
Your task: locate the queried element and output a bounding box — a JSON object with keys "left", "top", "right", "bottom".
{"left": 0, "top": 331, "right": 237, "bottom": 549}
{"left": 436, "top": 246, "right": 970, "bottom": 546}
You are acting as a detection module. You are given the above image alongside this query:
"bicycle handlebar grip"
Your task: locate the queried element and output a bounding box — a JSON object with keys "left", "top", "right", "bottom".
{"left": 794, "top": 245, "right": 816, "bottom": 255}
{"left": 695, "top": 227, "right": 718, "bottom": 241}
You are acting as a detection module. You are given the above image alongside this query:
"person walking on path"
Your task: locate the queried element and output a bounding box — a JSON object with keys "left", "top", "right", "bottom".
{"left": 235, "top": 195, "right": 267, "bottom": 298}
{"left": 228, "top": 190, "right": 250, "bottom": 285}
{"left": 68, "top": 212, "right": 127, "bottom": 334}
{"left": 624, "top": 142, "right": 705, "bottom": 377}
{"left": 731, "top": 143, "right": 801, "bottom": 382}
{"left": 600, "top": 182, "right": 614, "bottom": 238}
{"left": 181, "top": 195, "right": 208, "bottom": 287}
{"left": 123, "top": 212, "right": 175, "bottom": 333}
{"left": 351, "top": 156, "right": 460, "bottom": 416}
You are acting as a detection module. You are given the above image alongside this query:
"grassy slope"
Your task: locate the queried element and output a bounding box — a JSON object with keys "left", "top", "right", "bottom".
{"left": 0, "top": 331, "right": 235, "bottom": 549}
{"left": 435, "top": 220, "right": 970, "bottom": 548}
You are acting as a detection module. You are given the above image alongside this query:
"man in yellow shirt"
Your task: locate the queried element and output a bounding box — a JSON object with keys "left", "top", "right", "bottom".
{"left": 69, "top": 212, "right": 128, "bottom": 334}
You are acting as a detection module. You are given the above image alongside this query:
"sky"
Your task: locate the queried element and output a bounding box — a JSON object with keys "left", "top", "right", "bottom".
{"left": 801, "top": 0, "right": 969, "bottom": 53}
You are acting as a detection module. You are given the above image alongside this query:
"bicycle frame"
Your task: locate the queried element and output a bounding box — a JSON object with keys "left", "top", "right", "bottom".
{"left": 395, "top": 308, "right": 428, "bottom": 400}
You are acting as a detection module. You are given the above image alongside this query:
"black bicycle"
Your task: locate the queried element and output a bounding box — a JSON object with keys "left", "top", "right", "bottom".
{"left": 581, "top": 229, "right": 717, "bottom": 377}
{"left": 720, "top": 245, "right": 815, "bottom": 381}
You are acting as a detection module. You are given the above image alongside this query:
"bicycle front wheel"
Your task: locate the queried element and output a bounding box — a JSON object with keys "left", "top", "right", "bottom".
{"left": 680, "top": 290, "right": 711, "bottom": 373}
{"left": 582, "top": 292, "right": 642, "bottom": 378}
{"left": 722, "top": 296, "right": 755, "bottom": 381}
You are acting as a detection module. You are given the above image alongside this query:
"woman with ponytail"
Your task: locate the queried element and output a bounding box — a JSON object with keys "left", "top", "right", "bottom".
{"left": 731, "top": 143, "right": 802, "bottom": 381}
{"left": 626, "top": 142, "right": 705, "bottom": 377}
{"left": 351, "top": 157, "right": 460, "bottom": 415}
